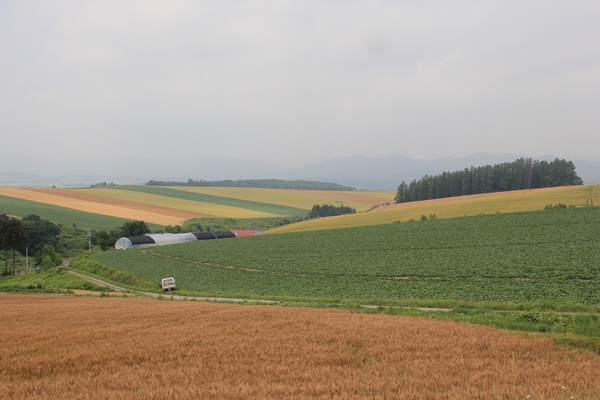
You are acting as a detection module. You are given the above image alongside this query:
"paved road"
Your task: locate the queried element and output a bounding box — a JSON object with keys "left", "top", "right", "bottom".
{"left": 68, "top": 271, "right": 279, "bottom": 304}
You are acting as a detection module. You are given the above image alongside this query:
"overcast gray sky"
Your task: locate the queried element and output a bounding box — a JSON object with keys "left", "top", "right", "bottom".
{"left": 1, "top": 0, "right": 599, "bottom": 163}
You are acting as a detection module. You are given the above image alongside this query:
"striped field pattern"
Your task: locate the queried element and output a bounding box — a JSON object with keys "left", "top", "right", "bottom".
{"left": 1, "top": 185, "right": 597, "bottom": 231}
{"left": 0, "top": 186, "right": 396, "bottom": 227}
{"left": 269, "top": 184, "right": 600, "bottom": 233}
{"left": 170, "top": 186, "right": 396, "bottom": 211}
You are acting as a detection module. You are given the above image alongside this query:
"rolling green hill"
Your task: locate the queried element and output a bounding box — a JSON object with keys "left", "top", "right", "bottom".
{"left": 83, "top": 207, "right": 600, "bottom": 306}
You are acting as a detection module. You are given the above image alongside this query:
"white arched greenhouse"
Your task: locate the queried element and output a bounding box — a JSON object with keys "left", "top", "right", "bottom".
{"left": 114, "top": 230, "right": 264, "bottom": 250}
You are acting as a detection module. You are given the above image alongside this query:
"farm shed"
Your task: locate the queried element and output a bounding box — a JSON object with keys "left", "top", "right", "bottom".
{"left": 114, "top": 230, "right": 263, "bottom": 250}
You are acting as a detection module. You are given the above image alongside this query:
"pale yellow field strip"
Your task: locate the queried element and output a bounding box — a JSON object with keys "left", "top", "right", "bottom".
{"left": 280, "top": 189, "right": 396, "bottom": 210}
{"left": 356, "top": 190, "right": 398, "bottom": 199}
{"left": 72, "top": 188, "right": 281, "bottom": 219}
{"left": 0, "top": 187, "right": 191, "bottom": 226}
{"left": 269, "top": 185, "right": 596, "bottom": 233}
{"left": 173, "top": 187, "right": 395, "bottom": 211}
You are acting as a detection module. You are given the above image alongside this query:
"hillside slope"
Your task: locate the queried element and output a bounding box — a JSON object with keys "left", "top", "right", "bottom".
{"left": 268, "top": 184, "right": 600, "bottom": 233}
{"left": 0, "top": 186, "right": 394, "bottom": 229}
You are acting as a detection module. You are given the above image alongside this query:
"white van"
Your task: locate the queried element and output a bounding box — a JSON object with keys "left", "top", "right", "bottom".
{"left": 161, "top": 277, "right": 176, "bottom": 292}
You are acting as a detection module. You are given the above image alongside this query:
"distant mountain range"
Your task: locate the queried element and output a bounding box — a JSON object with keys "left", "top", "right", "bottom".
{"left": 1, "top": 153, "right": 599, "bottom": 190}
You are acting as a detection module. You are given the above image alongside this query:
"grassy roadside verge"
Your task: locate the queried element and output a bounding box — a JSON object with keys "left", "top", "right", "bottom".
{"left": 0, "top": 266, "right": 108, "bottom": 294}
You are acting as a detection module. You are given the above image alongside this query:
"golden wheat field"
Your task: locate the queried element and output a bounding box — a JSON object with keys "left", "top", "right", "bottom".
{"left": 269, "top": 184, "right": 600, "bottom": 233}
{"left": 172, "top": 187, "right": 396, "bottom": 211}
{"left": 1, "top": 294, "right": 599, "bottom": 400}
{"left": 0, "top": 186, "right": 395, "bottom": 226}
{"left": 0, "top": 187, "right": 202, "bottom": 226}
{"left": 72, "top": 187, "right": 282, "bottom": 219}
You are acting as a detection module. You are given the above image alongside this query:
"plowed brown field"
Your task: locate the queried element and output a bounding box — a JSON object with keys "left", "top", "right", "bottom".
{"left": 1, "top": 294, "right": 598, "bottom": 399}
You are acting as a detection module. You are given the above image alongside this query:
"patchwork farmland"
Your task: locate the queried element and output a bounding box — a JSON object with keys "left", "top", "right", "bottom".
{"left": 0, "top": 186, "right": 395, "bottom": 229}
{"left": 270, "top": 184, "right": 600, "bottom": 233}
{"left": 0, "top": 184, "right": 597, "bottom": 232}
{"left": 3, "top": 185, "right": 600, "bottom": 398}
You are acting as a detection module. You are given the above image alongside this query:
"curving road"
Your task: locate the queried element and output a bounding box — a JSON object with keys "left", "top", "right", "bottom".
{"left": 68, "top": 271, "right": 453, "bottom": 312}
{"left": 68, "top": 270, "right": 279, "bottom": 304}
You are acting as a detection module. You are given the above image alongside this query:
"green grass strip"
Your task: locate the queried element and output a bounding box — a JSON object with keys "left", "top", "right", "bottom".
{"left": 117, "top": 185, "right": 308, "bottom": 217}
{"left": 0, "top": 195, "right": 135, "bottom": 230}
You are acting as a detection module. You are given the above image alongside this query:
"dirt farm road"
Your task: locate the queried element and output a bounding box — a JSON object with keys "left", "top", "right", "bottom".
{"left": 68, "top": 270, "right": 456, "bottom": 312}
{"left": 68, "top": 271, "right": 279, "bottom": 304}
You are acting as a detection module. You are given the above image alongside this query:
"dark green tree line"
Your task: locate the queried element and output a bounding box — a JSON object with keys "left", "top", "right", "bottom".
{"left": 308, "top": 204, "right": 356, "bottom": 218}
{"left": 93, "top": 220, "right": 151, "bottom": 251}
{"left": 0, "top": 215, "right": 28, "bottom": 275}
{"left": 395, "top": 158, "right": 583, "bottom": 203}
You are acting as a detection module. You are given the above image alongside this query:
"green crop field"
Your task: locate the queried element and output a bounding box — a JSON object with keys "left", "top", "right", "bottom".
{"left": 92, "top": 206, "right": 600, "bottom": 306}
{"left": 1, "top": 185, "right": 384, "bottom": 228}
{"left": 113, "top": 186, "right": 308, "bottom": 217}
{"left": 0, "top": 195, "right": 134, "bottom": 230}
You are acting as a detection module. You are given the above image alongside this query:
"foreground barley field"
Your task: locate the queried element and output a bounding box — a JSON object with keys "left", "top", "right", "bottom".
{"left": 1, "top": 294, "right": 599, "bottom": 400}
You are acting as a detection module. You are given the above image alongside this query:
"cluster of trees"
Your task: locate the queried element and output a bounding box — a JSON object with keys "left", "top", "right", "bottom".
{"left": 308, "top": 204, "right": 356, "bottom": 218}
{"left": 0, "top": 214, "right": 67, "bottom": 275}
{"left": 395, "top": 158, "right": 583, "bottom": 203}
{"left": 93, "top": 220, "right": 151, "bottom": 251}
{"left": 0, "top": 215, "right": 27, "bottom": 275}
{"left": 146, "top": 179, "right": 355, "bottom": 191}
{"left": 89, "top": 182, "right": 116, "bottom": 188}
{"left": 1, "top": 214, "right": 158, "bottom": 270}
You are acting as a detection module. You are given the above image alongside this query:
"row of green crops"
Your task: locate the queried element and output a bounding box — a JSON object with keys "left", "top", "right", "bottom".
{"left": 0, "top": 195, "right": 132, "bottom": 230}
{"left": 116, "top": 186, "right": 308, "bottom": 217}
{"left": 94, "top": 207, "right": 600, "bottom": 304}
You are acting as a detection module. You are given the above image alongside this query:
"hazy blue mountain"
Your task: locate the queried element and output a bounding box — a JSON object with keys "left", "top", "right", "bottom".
{"left": 0, "top": 153, "right": 598, "bottom": 189}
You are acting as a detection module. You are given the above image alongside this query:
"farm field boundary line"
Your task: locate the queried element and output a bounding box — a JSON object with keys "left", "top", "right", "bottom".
{"left": 0, "top": 195, "right": 134, "bottom": 230}
{"left": 71, "top": 187, "right": 233, "bottom": 218}
{"left": 280, "top": 188, "right": 395, "bottom": 208}
{"left": 116, "top": 186, "right": 307, "bottom": 217}
{"left": 269, "top": 184, "right": 598, "bottom": 233}
{"left": 173, "top": 186, "right": 395, "bottom": 212}
{"left": 0, "top": 187, "right": 197, "bottom": 226}
{"left": 17, "top": 188, "right": 202, "bottom": 219}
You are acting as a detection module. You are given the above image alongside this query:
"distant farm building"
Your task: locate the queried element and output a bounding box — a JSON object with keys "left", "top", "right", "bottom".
{"left": 115, "top": 230, "right": 264, "bottom": 250}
